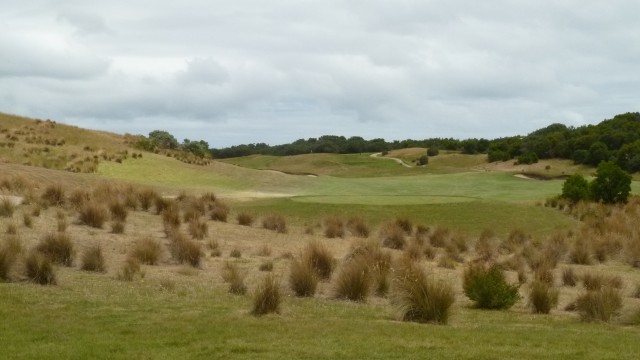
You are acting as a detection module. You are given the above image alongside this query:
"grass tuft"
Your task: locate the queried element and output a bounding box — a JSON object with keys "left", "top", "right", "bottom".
{"left": 576, "top": 287, "right": 623, "bottom": 322}
{"left": 289, "top": 257, "right": 318, "bottom": 297}
{"left": 262, "top": 214, "right": 287, "bottom": 233}
{"left": 0, "top": 198, "right": 15, "bottom": 217}
{"left": 324, "top": 216, "right": 345, "bottom": 238}
{"left": 188, "top": 218, "right": 208, "bottom": 240}
{"left": 251, "top": 274, "right": 281, "bottom": 316}
{"left": 380, "top": 222, "right": 406, "bottom": 249}
{"left": 347, "top": 217, "right": 370, "bottom": 238}
{"left": 210, "top": 202, "right": 229, "bottom": 222}
{"left": 131, "top": 237, "right": 162, "bottom": 265}
{"left": 528, "top": 281, "right": 559, "bottom": 314}
{"left": 0, "top": 236, "right": 22, "bottom": 281}
{"left": 25, "top": 251, "right": 57, "bottom": 285}
{"left": 302, "top": 240, "right": 335, "bottom": 280}
{"left": 78, "top": 202, "right": 108, "bottom": 228}
{"left": 37, "top": 232, "right": 74, "bottom": 266}
{"left": 41, "top": 184, "right": 65, "bottom": 207}
{"left": 333, "top": 257, "right": 371, "bottom": 302}
{"left": 80, "top": 245, "right": 106, "bottom": 272}
{"left": 169, "top": 233, "right": 203, "bottom": 267}
{"left": 222, "top": 262, "right": 247, "bottom": 295}
{"left": 236, "top": 212, "right": 254, "bottom": 226}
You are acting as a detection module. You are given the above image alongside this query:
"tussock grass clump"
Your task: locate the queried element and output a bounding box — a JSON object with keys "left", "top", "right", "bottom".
{"left": 117, "top": 257, "right": 143, "bottom": 281}
{"left": 22, "top": 213, "right": 33, "bottom": 228}
{"left": 324, "top": 216, "right": 345, "bottom": 238}
{"left": 154, "top": 196, "right": 171, "bottom": 215}
{"left": 347, "top": 217, "right": 370, "bottom": 238}
{"left": 302, "top": 240, "right": 335, "bottom": 280}
{"left": 346, "top": 240, "right": 392, "bottom": 296}
{"left": 333, "top": 257, "right": 371, "bottom": 302}
{"left": 230, "top": 248, "right": 242, "bottom": 258}
{"left": 380, "top": 222, "right": 406, "bottom": 250}
{"left": 405, "top": 241, "right": 424, "bottom": 261}
{"left": 463, "top": 263, "right": 520, "bottom": 310}
{"left": 528, "top": 281, "right": 559, "bottom": 314}
{"left": 395, "top": 217, "right": 413, "bottom": 234}
{"left": 137, "top": 189, "right": 157, "bottom": 211}
{"left": 25, "top": 252, "right": 56, "bottom": 285}
{"left": 210, "top": 202, "right": 230, "bottom": 222}
{"left": 289, "top": 257, "right": 318, "bottom": 297}
{"left": 80, "top": 245, "right": 106, "bottom": 272}
{"left": 262, "top": 214, "right": 287, "bottom": 233}
{"left": 41, "top": 184, "right": 65, "bottom": 207}
{"left": 251, "top": 274, "right": 281, "bottom": 316}
{"left": 222, "top": 262, "right": 247, "bottom": 295}
{"left": 188, "top": 218, "right": 208, "bottom": 240}
{"left": 437, "top": 255, "right": 457, "bottom": 269}
{"left": 161, "top": 204, "right": 181, "bottom": 236}
{"left": 37, "top": 232, "right": 74, "bottom": 266}
{"left": 131, "top": 237, "right": 162, "bottom": 265}
{"left": 576, "top": 287, "right": 623, "bottom": 322}
{"left": 474, "top": 229, "right": 497, "bottom": 261}
{"left": 0, "top": 236, "right": 22, "bottom": 281}
{"left": 533, "top": 266, "right": 555, "bottom": 285}
{"left": 391, "top": 259, "right": 455, "bottom": 324}
{"left": 78, "top": 203, "right": 108, "bottom": 228}
{"left": 582, "top": 273, "right": 623, "bottom": 291}
{"left": 169, "top": 233, "right": 203, "bottom": 267}
{"left": 207, "top": 239, "right": 221, "bottom": 257}
{"left": 429, "top": 227, "right": 451, "bottom": 248}
{"left": 0, "top": 198, "right": 15, "bottom": 217}
{"left": 68, "top": 189, "right": 90, "bottom": 210}
{"left": 109, "top": 202, "right": 128, "bottom": 222}
{"left": 569, "top": 239, "right": 592, "bottom": 265}
{"left": 562, "top": 268, "right": 577, "bottom": 287}
{"left": 5, "top": 223, "right": 17, "bottom": 235}
{"left": 257, "top": 244, "right": 272, "bottom": 257}
{"left": 259, "top": 260, "right": 274, "bottom": 272}
{"left": 111, "top": 221, "right": 125, "bottom": 234}
{"left": 57, "top": 216, "right": 68, "bottom": 232}
{"left": 501, "top": 229, "right": 530, "bottom": 254}
{"left": 237, "top": 212, "right": 254, "bottom": 226}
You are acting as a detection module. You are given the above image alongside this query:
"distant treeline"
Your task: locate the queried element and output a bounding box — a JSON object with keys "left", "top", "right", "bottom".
{"left": 211, "top": 112, "right": 640, "bottom": 172}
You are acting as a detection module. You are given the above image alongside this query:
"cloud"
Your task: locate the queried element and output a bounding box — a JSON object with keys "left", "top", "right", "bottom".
{"left": 0, "top": 0, "right": 639, "bottom": 147}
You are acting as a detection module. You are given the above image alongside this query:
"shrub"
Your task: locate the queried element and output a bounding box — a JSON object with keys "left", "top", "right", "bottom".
{"left": 262, "top": 214, "right": 287, "bottom": 233}
{"left": 111, "top": 221, "right": 125, "bottom": 234}
{"left": 169, "top": 233, "right": 203, "bottom": 267}
{"left": 80, "top": 245, "right": 106, "bottom": 272}
{"left": 0, "top": 237, "right": 21, "bottom": 281}
{"left": 236, "top": 212, "right": 254, "bottom": 226}
{"left": 222, "top": 262, "right": 247, "bottom": 295}
{"left": 131, "top": 237, "right": 162, "bottom": 265}
{"left": 78, "top": 203, "right": 108, "bottom": 228}
{"left": 528, "top": 281, "right": 559, "bottom": 314}
{"left": 562, "top": 268, "right": 577, "bottom": 287}
{"left": 333, "top": 257, "right": 371, "bottom": 302}
{"left": 390, "top": 260, "right": 455, "bottom": 324}
{"left": 0, "top": 198, "right": 15, "bottom": 217}
{"left": 117, "top": 257, "right": 143, "bottom": 281}
{"left": 37, "top": 232, "right": 74, "bottom": 266}
{"left": 210, "top": 202, "right": 229, "bottom": 222}
{"left": 562, "top": 174, "right": 590, "bottom": 203}
{"left": 380, "top": 222, "right": 406, "bottom": 249}
{"left": 429, "top": 227, "right": 451, "bottom": 248}
{"left": 303, "top": 241, "right": 335, "bottom": 280}
{"left": 347, "top": 217, "right": 370, "bottom": 238}
{"left": 188, "top": 218, "right": 208, "bottom": 240}
{"left": 25, "top": 252, "right": 56, "bottom": 285}
{"left": 41, "top": 184, "right": 65, "bottom": 206}
{"left": 251, "top": 274, "right": 281, "bottom": 316}
{"left": 109, "top": 202, "right": 128, "bottom": 222}
{"left": 324, "top": 216, "right": 345, "bottom": 238}
{"left": 575, "top": 288, "right": 623, "bottom": 322}
{"left": 463, "top": 263, "right": 520, "bottom": 310}
{"left": 289, "top": 258, "right": 318, "bottom": 297}
{"left": 590, "top": 161, "right": 632, "bottom": 204}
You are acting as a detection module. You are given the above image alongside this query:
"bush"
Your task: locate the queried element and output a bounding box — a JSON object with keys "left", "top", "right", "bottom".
{"left": 131, "top": 237, "right": 162, "bottom": 265}
{"left": 576, "top": 287, "right": 622, "bottom": 322}
{"left": 347, "top": 217, "right": 370, "bottom": 238}
{"left": 236, "top": 212, "right": 254, "bottom": 226}
{"left": 210, "top": 202, "right": 230, "bottom": 222}
{"left": 590, "top": 161, "right": 632, "bottom": 204}
{"left": 289, "top": 258, "right": 318, "bottom": 297}
{"left": 562, "top": 174, "right": 590, "bottom": 203}
{"left": 427, "top": 147, "right": 439, "bottom": 157}
{"left": 37, "top": 232, "right": 74, "bottom": 266}
{"left": 262, "top": 214, "right": 287, "bottom": 233}
{"left": 390, "top": 260, "right": 455, "bottom": 324}
{"left": 303, "top": 241, "right": 335, "bottom": 280}
{"left": 324, "top": 216, "right": 345, "bottom": 238}
{"left": 188, "top": 218, "right": 208, "bottom": 240}
{"left": 333, "top": 257, "right": 371, "bottom": 302}
{"left": 417, "top": 155, "right": 428, "bottom": 166}
{"left": 78, "top": 203, "right": 108, "bottom": 228}
{"left": 251, "top": 274, "right": 281, "bottom": 316}
{"left": 528, "top": 281, "right": 559, "bottom": 314}
{"left": 80, "top": 245, "right": 106, "bottom": 272}
{"left": 25, "top": 252, "right": 57, "bottom": 285}
{"left": 0, "top": 198, "right": 15, "bottom": 217}
{"left": 41, "top": 184, "right": 65, "bottom": 207}
{"left": 380, "top": 222, "right": 406, "bottom": 249}
{"left": 463, "top": 263, "right": 520, "bottom": 309}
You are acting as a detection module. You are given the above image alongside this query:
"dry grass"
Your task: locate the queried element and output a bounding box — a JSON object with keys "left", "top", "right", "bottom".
{"left": 528, "top": 281, "right": 559, "bottom": 314}
{"left": 289, "top": 257, "right": 318, "bottom": 297}
{"left": 188, "top": 218, "right": 208, "bottom": 240}
{"left": 222, "top": 262, "right": 247, "bottom": 295}
{"left": 380, "top": 222, "right": 406, "bottom": 250}
{"left": 78, "top": 202, "right": 108, "bottom": 228}
{"left": 0, "top": 236, "right": 22, "bottom": 281}
{"left": 302, "top": 240, "right": 335, "bottom": 280}
{"left": 576, "top": 288, "right": 623, "bottom": 322}
{"left": 0, "top": 198, "right": 15, "bottom": 217}
{"left": 236, "top": 212, "right": 254, "bottom": 226}
{"left": 390, "top": 259, "right": 455, "bottom": 324}
{"left": 562, "top": 267, "right": 577, "bottom": 287}
{"left": 80, "top": 245, "right": 106, "bottom": 272}
{"left": 395, "top": 217, "right": 413, "bottom": 235}
{"left": 131, "top": 237, "right": 162, "bottom": 265}
{"left": 262, "top": 214, "right": 287, "bottom": 233}
{"left": 168, "top": 232, "right": 203, "bottom": 267}
{"left": 324, "top": 216, "right": 345, "bottom": 238}
{"left": 259, "top": 260, "right": 274, "bottom": 272}
{"left": 24, "top": 251, "right": 56, "bottom": 285}
{"left": 210, "top": 202, "right": 230, "bottom": 222}
{"left": 251, "top": 274, "right": 281, "bottom": 316}
{"left": 111, "top": 221, "right": 125, "bottom": 234}
{"left": 117, "top": 257, "right": 144, "bottom": 281}
{"left": 41, "top": 184, "right": 65, "bottom": 207}
{"left": 333, "top": 257, "right": 371, "bottom": 302}
{"left": 5, "top": 222, "right": 17, "bottom": 235}
{"left": 22, "top": 213, "right": 33, "bottom": 228}
{"left": 37, "top": 232, "right": 74, "bottom": 266}
{"left": 347, "top": 217, "right": 370, "bottom": 238}
{"left": 109, "top": 201, "right": 128, "bottom": 222}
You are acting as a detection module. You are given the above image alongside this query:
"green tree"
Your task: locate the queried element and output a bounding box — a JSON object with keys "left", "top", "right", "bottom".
{"left": 586, "top": 141, "right": 609, "bottom": 166}
{"left": 590, "top": 161, "right": 632, "bottom": 203}
{"left": 148, "top": 130, "right": 178, "bottom": 150}
{"left": 417, "top": 154, "right": 428, "bottom": 166}
{"left": 561, "top": 174, "right": 590, "bottom": 203}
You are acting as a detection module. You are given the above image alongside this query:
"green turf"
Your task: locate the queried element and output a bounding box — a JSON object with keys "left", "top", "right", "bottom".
{"left": 1, "top": 272, "right": 638, "bottom": 360}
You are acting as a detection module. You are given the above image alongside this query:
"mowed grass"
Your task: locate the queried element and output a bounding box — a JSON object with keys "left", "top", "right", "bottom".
{"left": 1, "top": 274, "right": 639, "bottom": 360}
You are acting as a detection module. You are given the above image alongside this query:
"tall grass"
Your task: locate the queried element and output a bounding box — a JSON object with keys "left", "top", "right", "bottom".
{"left": 289, "top": 257, "right": 318, "bottom": 297}
{"left": 0, "top": 198, "right": 15, "bottom": 217}
{"left": 80, "top": 245, "right": 106, "bottom": 272}
{"left": 131, "top": 237, "right": 162, "bottom": 265}
{"left": 380, "top": 222, "right": 406, "bottom": 250}
{"left": 333, "top": 257, "right": 371, "bottom": 302}
{"left": 324, "top": 216, "right": 345, "bottom": 238}
{"left": 262, "top": 214, "right": 287, "bottom": 233}
{"left": 528, "top": 281, "right": 559, "bottom": 314}
{"left": 78, "top": 202, "right": 108, "bottom": 228}
{"left": 37, "top": 232, "right": 74, "bottom": 266}
{"left": 302, "top": 240, "right": 335, "bottom": 280}
{"left": 251, "top": 274, "right": 281, "bottom": 316}
{"left": 222, "top": 262, "right": 247, "bottom": 295}
{"left": 169, "top": 232, "right": 203, "bottom": 267}
{"left": 347, "top": 217, "right": 370, "bottom": 238}
{"left": 0, "top": 236, "right": 21, "bottom": 281}
{"left": 25, "top": 251, "right": 56, "bottom": 285}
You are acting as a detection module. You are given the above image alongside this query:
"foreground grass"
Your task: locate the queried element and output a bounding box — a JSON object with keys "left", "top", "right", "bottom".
{"left": 1, "top": 272, "right": 638, "bottom": 360}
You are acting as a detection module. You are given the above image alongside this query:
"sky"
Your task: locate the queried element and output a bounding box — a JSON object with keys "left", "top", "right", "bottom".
{"left": 1, "top": 1, "right": 639, "bottom": 148}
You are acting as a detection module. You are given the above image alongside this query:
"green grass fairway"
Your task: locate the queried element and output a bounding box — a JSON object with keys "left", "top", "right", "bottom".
{"left": 1, "top": 274, "right": 639, "bottom": 360}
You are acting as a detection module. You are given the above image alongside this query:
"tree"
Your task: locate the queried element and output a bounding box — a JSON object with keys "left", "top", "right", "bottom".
{"left": 590, "top": 161, "right": 632, "bottom": 204}
{"left": 427, "top": 147, "right": 439, "bottom": 157}
{"left": 148, "top": 130, "right": 178, "bottom": 150}
{"left": 586, "top": 142, "right": 609, "bottom": 166}
{"left": 417, "top": 155, "right": 428, "bottom": 166}
{"left": 561, "top": 174, "right": 590, "bottom": 203}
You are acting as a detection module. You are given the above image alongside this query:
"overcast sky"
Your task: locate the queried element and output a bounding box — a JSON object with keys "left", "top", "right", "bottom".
{"left": 1, "top": 1, "right": 639, "bottom": 148}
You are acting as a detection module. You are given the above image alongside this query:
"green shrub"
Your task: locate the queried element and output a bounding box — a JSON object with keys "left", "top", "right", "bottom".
{"left": 590, "top": 161, "right": 631, "bottom": 204}
{"left": 576, "top": 287, "right": 622, "bottom": 322}
{"left": 289, "top": 258, "right": 318, "bottom": 297}
{"left": 37, "top": 232, "right": 74, "bottom": 266}
{"left": 25, "top": 252, "right": 56, "bottom": 285}
{"left": 463, "top": 263, "right": 520, "bottom": 309}
{"left": 333, "top": 257, "right": 371, "bottom": 302}
{"left": 561, "top": 174, "right": 590, "bottom": 203}
{"left": 80, "top": 245, "right": 106, "bottom": 272}
{"left": 391, "top": 260, "right": 455, "bottom": 324}
{"left": 528, "top": 281, "right": 559, "bottom": 314}
{"left": 427, "top": 147, "right": 439, "bottom": 157}
{"left": 251, "top": 274, "right": 281, "bottom": 316}
{"left": 131, "top": 237, "right": 162, "bottom": 265}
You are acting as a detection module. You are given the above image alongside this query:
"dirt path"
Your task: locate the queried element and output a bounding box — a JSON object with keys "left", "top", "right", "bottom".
{"left": 0, "top": 195, "right": 24, "bottom": 205}
{"left": 370, "top": 153, "right": 412, "bottom": 168}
